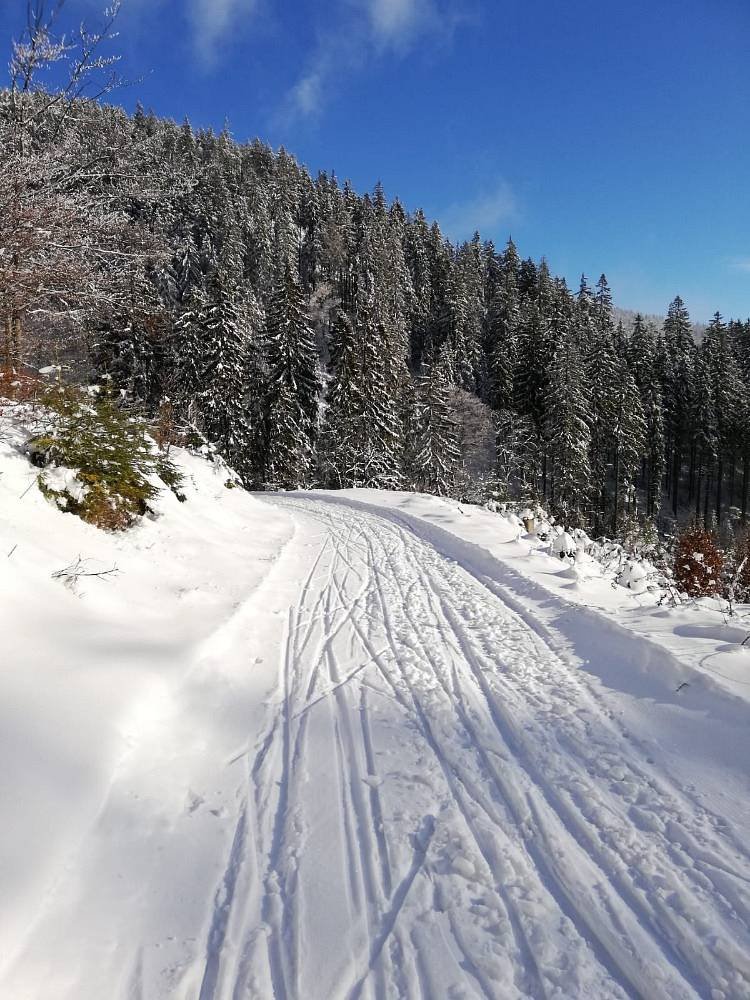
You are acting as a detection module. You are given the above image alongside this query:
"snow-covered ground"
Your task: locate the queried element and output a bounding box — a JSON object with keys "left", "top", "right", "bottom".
{"left": 2, "top": 425, "right": 750, "bottom": 999}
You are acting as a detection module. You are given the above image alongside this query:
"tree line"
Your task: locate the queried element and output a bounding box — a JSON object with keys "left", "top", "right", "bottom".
{"left": 1, "top": 8, "right": 749, "bottom": 539}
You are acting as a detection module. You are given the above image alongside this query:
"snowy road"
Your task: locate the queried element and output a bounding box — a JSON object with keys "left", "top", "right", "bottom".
{"left": 5, "top": 493, "right": 750, "bottom": 1000}
{"left": 208, "top": 497, "right": 750, "bottom": 1000}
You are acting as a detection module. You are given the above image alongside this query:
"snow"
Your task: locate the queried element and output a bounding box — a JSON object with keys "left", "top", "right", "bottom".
{"left": 309, "top": 489, "right": 750, "bottom": 705}
{"left": 39, "top": 463, "right": 88, "bottom": 502}
{"left": 0, "top": 408, "right": 297, "bottom": 996}
{"left": 2, "top": 415, "right": 750, "bottom": 998}
{"left": 552, "top": 529, "right": 577, "bottom": 558}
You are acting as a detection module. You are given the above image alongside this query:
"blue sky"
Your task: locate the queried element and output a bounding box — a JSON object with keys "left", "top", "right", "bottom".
{"left": 3, "top": 0, "right": 749, "bottom": 321}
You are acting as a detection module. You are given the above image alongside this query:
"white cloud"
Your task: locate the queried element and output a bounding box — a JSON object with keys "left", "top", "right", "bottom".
{"left": 437, "top": 181, "right": 519, "bottom": 242}
{"left": 368, "top": 0, "right": 430, "bottom": 47}
{"left": 286, "top": 0, "right": 472, "bottom": 120}
{"left": 290, "top": 71, "right": 325, "bottom": 118}
{"left": 728, "top": 256, "right": 750, "bottom": 274}
{"left": 187, "top": 0, "right": 258, "bottom": 67}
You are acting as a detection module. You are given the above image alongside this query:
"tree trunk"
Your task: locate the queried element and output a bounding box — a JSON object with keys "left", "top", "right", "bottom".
{"left": 2, "top": 315, "right": 12, "bottom": 372}
{"left": 716, "top": 456, "right": 723, "bottom": 527}
{"left": 742, "top": 452, "right": 749, "bottom": 525}
{"left": 612, "top": 446, "right": 620, "bottom": 535}
{"left": 664, "top": 439, "right": 672, "bottom": 496}
{"left": 11, "top": 312, "right": 21, "bottom": 369}
{"left": 688, "top": 444, "right": 696, "bottom": 504}
{"left": 695, "top": 454, "right": 702, "bottom": 519}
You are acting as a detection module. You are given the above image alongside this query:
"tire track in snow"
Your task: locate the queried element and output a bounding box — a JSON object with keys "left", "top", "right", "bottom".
{"left": 198, "top": 802, "right": 249, "bottom": 1000}
{"left": 232, "top": 521, "right": 389, "bottom": 999}
{"left": 481, "top": 566, "right": 750, "bottom": 878}
{"left": 344, "top": 815, "right": 436, "bottom": 1000}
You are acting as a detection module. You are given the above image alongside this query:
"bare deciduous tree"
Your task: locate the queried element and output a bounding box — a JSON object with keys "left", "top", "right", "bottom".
{"left": 1, "top": 1, "right": 162, "bottom": 372}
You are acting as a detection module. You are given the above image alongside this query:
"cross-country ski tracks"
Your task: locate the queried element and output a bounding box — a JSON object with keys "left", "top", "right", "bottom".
{"left": 204, "top": 497, "right": 750, "bottom": 1000}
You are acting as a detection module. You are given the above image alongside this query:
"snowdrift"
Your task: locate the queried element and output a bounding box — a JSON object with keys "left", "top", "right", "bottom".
{"left": 0, "top": 409, "right": 297, "bottom": 986}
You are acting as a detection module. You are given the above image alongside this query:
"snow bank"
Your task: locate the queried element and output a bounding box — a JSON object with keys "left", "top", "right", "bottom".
{"left": 0, "top": 406, "right": 296, "bottom": 983}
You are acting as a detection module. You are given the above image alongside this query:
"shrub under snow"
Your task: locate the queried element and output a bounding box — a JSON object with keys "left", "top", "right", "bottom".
{"left": 673, "top": 523, "right": 724, "bottom": 598}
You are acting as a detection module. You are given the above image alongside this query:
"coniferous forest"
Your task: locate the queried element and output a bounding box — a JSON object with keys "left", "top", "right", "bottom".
{"left": 2, "top": 81, "right": 749, "bottom": 540}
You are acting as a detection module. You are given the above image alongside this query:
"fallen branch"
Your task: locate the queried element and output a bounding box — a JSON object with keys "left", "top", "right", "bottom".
{"left": 52, "top": 556, "right": 118, "bottom": 591}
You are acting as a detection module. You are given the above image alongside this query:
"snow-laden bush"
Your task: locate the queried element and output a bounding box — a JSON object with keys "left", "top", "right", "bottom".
{"left": 673, "top": 523, "right": 724, "bottom": 598}
{"left": 26, "top": 382, "right": 183, "bottom": 530}
{"left": 552, "top": 530, "right": 577, "bottom": 559}
{"left": 724, "top": 531, "right": 750, "bottom": 605}
{"left": 617, "top": 560, "right": 650, "bottom": 594}
{"left": 481, "top": 496, "right": 676, "bottom": 597}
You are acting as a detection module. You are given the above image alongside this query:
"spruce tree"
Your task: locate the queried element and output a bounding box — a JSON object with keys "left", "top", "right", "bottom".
{"left": 484, "top": 239, "right": 519, "bottom": 412}
{"left": 544, "top": 315, "right": 592, "bottom": 523}
{"left": 265, "top": 259, "right": 321, "bottom": 488}
{"left": 663, "top": 296, "right": 696, "bottom": 517}
{"left": 407, "top": 351, "right": 459, "bottom": 495}
{"left": 610, "top": 366, "right": 647, "bottom": 533}
{"left": 586, "top": 275, "right": 620, "bottom": 531}
{"left": 321, "top": 306, "right": 365, "bottom": 487}
{"left": 194, "top": 269, "right": 259, "bottom": 476}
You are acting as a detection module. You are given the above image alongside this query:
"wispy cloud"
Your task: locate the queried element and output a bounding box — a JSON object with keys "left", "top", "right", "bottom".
{"left": 187, "top": 0, "right": 258, "bottom": 68}
{"left": 437, "top": 181, "right": 520, "bottom": 242}
{"left": 728, "top": 256, "right": 750, "bottom": 274}
{"left": 368, "top": 0, "right": 432, "bottom": 48}
{"left": 286, "top": 0, "right": 474, "bottom": 120}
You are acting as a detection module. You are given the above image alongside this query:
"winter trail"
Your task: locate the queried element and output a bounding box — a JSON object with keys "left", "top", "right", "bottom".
{"left": 5, "top": 495, "right": 750, "bottom": 1000}
{"left": 209, "top": 496, "right": 750, "bottom": 1000}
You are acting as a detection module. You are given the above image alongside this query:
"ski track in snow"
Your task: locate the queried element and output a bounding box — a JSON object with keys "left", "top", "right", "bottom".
{"left": 6, "top": 493, "right": 750, "bottom": 1000}
{"left": 192, "top": 497, "right": 750, "bottom": 1000}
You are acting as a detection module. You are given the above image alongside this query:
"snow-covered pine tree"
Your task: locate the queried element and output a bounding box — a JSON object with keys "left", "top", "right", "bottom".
{"left": 627, "top": 314, "right": 656, "bottom": 388}
{"left": 94, "top": 302, "right": 170, "bottom": 407}
{"left": 544, "top": 314, "right": 592, "bottom": 524}
{"left": 424, "top": 220, "right": 454, "bottom": 362}
{"left": 403, "top": 208, "right": 433, "bottom": 369}
{"left": 451, "top": 233, "right": 485, "bottom": 391}
{"left": 407, "top": 350, "right": 459, "bottom": 495}
{"left": 610, "top": 365, "right": 647, "bottom": 534}
{"left": 194, "top": 268, "right": 260, "bottom": 477}
{"left": 341, "top": 212, "right": 406, "bottom": 488}
{"left": 702, "top": 313, "right": 744, "bottom": 526}
{"left": 693, "top": 344, "right": 718, "bottom": 526}
{"left": 513, "top": 298, "right": 551, "bottom": 471}
{"left": 484, "top": 238, "right": 519, "bottom": 412}
{"left": 662, "top": 295, "right": 696, "bottom": 517}
{"left": 264, "top": 258, "right": 321, "bottom": 488}
{"left": 320, "top": 304, "right": 365, "bottom": 487}
{"left": 171, "top": 234, "right": 208, "bottom": 410}
{"left": 642, "top": 379, "right": 665, "bottom": 519}
{"left": 585, "top": 275, "right": 620, "bottom": 531}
